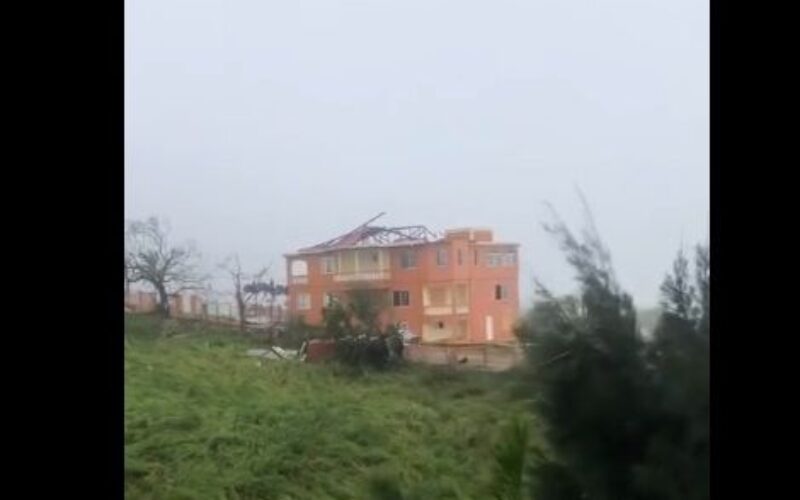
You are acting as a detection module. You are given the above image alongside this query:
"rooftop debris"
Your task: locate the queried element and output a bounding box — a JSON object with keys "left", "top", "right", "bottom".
{"left": 296, "top": 212, "right": 441, "bottom": 254}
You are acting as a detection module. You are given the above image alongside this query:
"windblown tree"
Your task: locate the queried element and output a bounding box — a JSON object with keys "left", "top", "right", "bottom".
{"left": 639, "top": 244, "right": 709, "bottom": 500}
{"left": 249, "top": 279, "right": 288, "bottom": 323}
{"left": 125, "top": 217, "right": 205, "bottom": 317}
{"left": 658, "top": 248, "right": 694, "bottom": 321}
{"left": 321, "top": 286, "right": 401, "bottom": 369}
{"left": 220, "top": 255, "right": 269, "bottom": 331}
{"left": 516, "top": 200, "right": 646, "bottom": 500}
{"left": 321, "top": 299, "right": 352, "bottom": 341}
{"left": 321, "top": 286, "right": 387, "bottom": 337}
{"left": 514, "top": 197, "right": 709, "bottom": 500}
{"left": 693, "top": 244, "right": 710, "bottom": 337}
{"left": 345, "top": 287, "right": 387, "bottom": 334}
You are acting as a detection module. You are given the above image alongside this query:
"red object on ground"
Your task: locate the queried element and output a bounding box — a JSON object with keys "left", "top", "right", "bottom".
{"left": 305, "top": 339, "right": 336, "bottom": 363}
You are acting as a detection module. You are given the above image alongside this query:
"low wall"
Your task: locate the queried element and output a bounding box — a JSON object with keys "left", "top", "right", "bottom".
{"left": 404, "top": 342, "right": 523, "bottom": 371}
{"left": 303, "top": 339, "right": 524, "bottom": 370}
{"left": 125, "top": 291, "right": 158, "bottom": 313}
{"left": 125, "top": 291, "right": 206, "bottom": 318}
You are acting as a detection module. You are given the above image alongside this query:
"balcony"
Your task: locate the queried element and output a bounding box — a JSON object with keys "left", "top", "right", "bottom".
{"left": 424, "top": 305, "right": 469, "bottom": 316}
{"left": 424, "top": 306, "right": 452, "bottom": 316}
{"left": 423, "top": 284, "right": 469, "bottom": 316}
{"left": 333, "top": 270, "right": 391, "bottom": 283}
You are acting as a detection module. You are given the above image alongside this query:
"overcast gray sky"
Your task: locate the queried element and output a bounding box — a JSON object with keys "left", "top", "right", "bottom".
{"left": 125, "top": 0, "right": 708, "bottom": 308}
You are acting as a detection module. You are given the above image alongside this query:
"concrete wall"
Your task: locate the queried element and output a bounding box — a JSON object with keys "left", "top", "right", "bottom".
{"left": 125, "top": 290, "right": 158, "bottom": 313}
{"left": 404, "top": 342, "right": 523, "bottom": 371}
{"left": 125, "top": 290, "right": 206, "bottom": 317}
{"left": 302, "top": 339, "right": 523, "bottom": 370}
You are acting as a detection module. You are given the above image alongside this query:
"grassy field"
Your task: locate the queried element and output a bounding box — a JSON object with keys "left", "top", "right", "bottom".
{"left": 125, "top": 315, "right": 536, "bottom": 499}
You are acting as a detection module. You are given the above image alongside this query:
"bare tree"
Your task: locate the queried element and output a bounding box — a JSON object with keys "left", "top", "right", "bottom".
{"left": 125, "top": 217, "right": 205, "bottom": 317}
{"left": 256, "top": 279, "right": 288, "bottom": 323}
{"left": 220, "top": 255, "right": 269, "bottom": 331}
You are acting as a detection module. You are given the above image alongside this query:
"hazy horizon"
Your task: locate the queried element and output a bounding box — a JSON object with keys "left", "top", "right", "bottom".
{"left": 125, "top": 0, "right": 709, "bottom": 308}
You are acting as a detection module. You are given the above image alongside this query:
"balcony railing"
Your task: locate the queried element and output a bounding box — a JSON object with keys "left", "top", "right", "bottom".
{"left": 424, "top": 305, "right": 469, "bottom": 316}
{"left": 333, "top": 270, "right": 391, "bottom": 282}
{"left": 424, "top": 306, "right": 452, "bottom": 316}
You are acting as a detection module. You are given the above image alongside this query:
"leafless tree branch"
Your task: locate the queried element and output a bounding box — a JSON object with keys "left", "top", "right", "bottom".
{"left": 125, "top": 217, "right": 206, "bottom": 317}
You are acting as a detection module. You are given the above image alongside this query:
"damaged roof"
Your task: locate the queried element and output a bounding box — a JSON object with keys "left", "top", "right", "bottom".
{"left": 292, "top": 213, "right": 441, "bottom": 255}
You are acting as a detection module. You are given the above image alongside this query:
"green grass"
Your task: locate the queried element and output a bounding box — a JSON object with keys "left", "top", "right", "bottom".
{"left": 125, "top": 315, "right": 537, "bottom": 499}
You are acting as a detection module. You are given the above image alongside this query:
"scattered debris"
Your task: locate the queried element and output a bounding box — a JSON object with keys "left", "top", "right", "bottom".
{"left": 246, "top": 342, "right": 308, "bottom": 362}
{"left": 398, "top": 324, "right": 420, "bottom": 344}
{"left": 246, "top": 349, "right": 282, "bottom": 360}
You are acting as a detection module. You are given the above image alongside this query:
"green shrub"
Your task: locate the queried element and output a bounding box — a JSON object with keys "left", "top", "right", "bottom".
{"left": 490, "top": 416, "right": 530, "bottom": 500}
{"left": 322, "top": 291, "right": 403, "bottom": 370}
{"left": 514, "top": 206, "right": 709, "bottom": 500}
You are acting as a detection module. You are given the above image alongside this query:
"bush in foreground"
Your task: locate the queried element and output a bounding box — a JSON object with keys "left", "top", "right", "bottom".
{"left": 514, "top": 206, "right": 709, "bottom": 500}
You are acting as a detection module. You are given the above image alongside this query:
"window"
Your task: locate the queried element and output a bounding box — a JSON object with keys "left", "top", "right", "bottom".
{"left": 392, "top": 290, "right": 410, "bottom": 307}
{"left": 400, "top": 250, "right": 417, "bottom": 269}
{"left": 290, "top": 260, "right": 309, "bottom": 284}
{"left": 321, "top": 256, "right": 337, "bottom": 274}
{"left": 357, "top": 250, "right": 382, "bottom": 271}
{"left": 296, "top": 293, "right": 311, "bottom": 310}
{"left": 437, "top": 321, "right": 445, "bottom": 329}
{"left": 487, "top": 252, "right": 516, "bottom": 267}
{"left": 291, "top": 259, "right": 308, "bottom": 276}
{"left": 502, "top": 253, "right": 517, "bottom": 266}
{"left": 495, "top": 285, "right": 509, "bottom": 300}
{"left": 457, "top": 249, "right": 463, "bottom": 265}
{"left": 323, "top": 293, "right": 337, "bottom": 308}
{"left": 436, "top": 248, "right": 449, "bottom": 266}
{"left": 340, "top": 251, "right": 357, "bottom": 273}
{"left": 474, "top": 250, "right": 479, "bottom": 265}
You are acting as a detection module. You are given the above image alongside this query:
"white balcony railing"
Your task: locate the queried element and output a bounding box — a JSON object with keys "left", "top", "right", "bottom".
{"left": 424, "top": 305, "right": 469, "bottom": 316}
{"left": 333, "top": 270, "right": 391, "bottom": 282}
{"left": 424, "top": 306, "right": 453, "bottom": 316}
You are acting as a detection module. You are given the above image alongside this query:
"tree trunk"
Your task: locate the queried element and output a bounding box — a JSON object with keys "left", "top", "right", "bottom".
{"left": 236, "top": 290, "right": 246, "bottom": 332}
{"left": 156, "top": 284, "right": 170, "bottom": 317}
{"left": 268, "top": 294, "right": 275, "bottom": 324}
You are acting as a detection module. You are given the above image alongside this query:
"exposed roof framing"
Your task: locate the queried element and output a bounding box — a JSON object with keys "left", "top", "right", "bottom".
{"left": 296, "top": 213, "right": 440, "bottom": 255}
